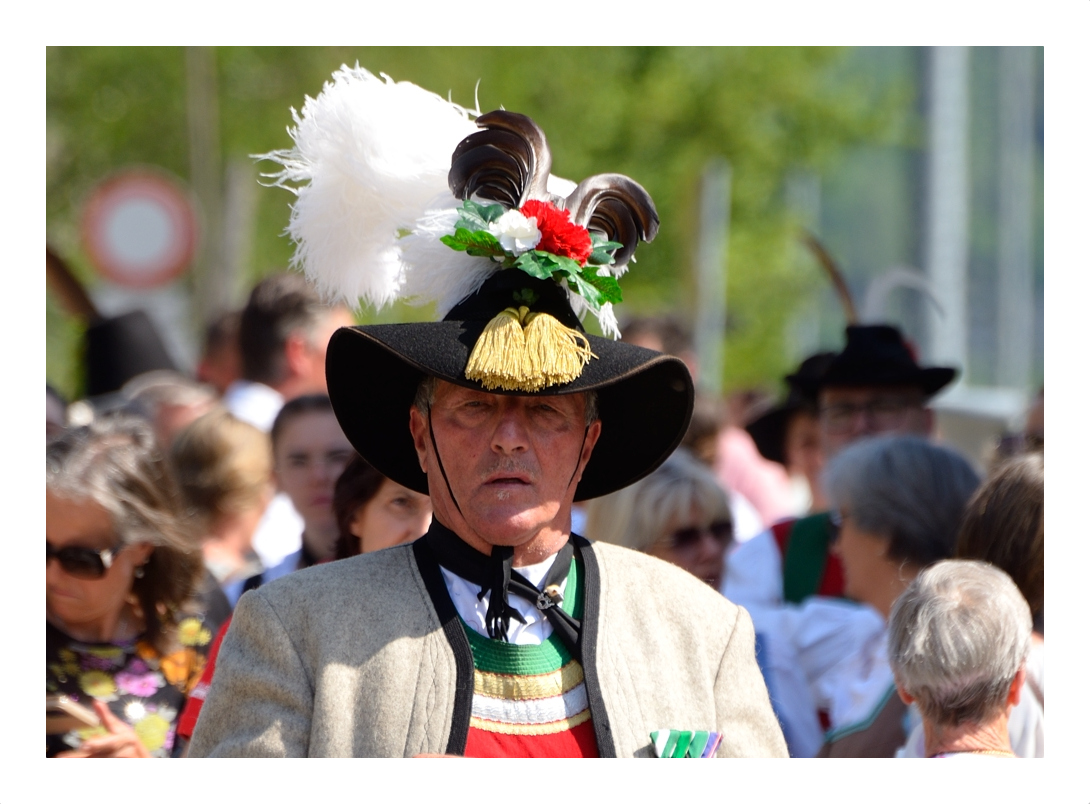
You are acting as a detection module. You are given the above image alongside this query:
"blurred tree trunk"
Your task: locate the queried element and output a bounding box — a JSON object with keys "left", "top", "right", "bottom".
{"left": 187, "top": 46, "right": 230, "bottom": 331}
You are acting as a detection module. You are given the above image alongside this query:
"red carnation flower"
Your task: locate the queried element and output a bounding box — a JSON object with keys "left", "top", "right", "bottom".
{"left": 520, "top": 200, "right": 593, "bottom": 266}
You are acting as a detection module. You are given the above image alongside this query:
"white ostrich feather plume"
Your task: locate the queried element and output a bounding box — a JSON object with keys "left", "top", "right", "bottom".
{"left": 257, "top": 65, "right": 479, "bottom": 310}
{"left": 400, "top": 201, "right": 499, "bottom": 317}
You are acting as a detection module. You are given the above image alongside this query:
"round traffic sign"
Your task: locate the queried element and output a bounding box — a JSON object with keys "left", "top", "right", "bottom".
{"left": 81, "top": 169, "right": 198, "bottom": 288}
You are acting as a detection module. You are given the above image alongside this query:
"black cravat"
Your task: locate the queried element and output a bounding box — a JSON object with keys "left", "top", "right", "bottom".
{"left": 424, "top": 521, "right": 582, "bottom": 655}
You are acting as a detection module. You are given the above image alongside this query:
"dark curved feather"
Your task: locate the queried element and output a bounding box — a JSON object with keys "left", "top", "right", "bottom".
{"left": 564, "top": 174, "right": 660, "bottom": 268}
{"left": 800, "top": 230, "right": 857, "bottom": 323}
{"left": 448, "top": 110, "right": 552, "bottom": 207}
{"left": 450, "top": 144, "right": 525, "bottom": 207}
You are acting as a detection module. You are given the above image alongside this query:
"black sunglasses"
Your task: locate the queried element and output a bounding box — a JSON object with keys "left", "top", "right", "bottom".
{"left": 670, "top": 520, "right": 733, "bottom": 549}
{"left": 46, "top": 542, "right": 122, "bottom": 579}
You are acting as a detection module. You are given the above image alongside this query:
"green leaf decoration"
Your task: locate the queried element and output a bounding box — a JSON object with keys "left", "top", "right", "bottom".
{"left": 455, "top": 198, "right": 506, "bottom": 232}
{"left": 587, "top": 232, "right": 623, "bottom": 266}
{"left": 565, "top": 271, "right": 605, "bottom": 311}
{"left": 579, "top": 267, "right": 623, "bottom": 305}
{"left": 440, "top": 228, "right": 506, "bottom": 259}
{"left": 513, "top": 251, "right": 555, "bottom": 280}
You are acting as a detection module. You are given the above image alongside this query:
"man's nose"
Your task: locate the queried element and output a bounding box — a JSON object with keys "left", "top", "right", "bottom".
{"left": 849, "top": 407, "right": 878, "bottom": 437}
{"left": 491, "top": 404, "right": 530, "bottom": 453}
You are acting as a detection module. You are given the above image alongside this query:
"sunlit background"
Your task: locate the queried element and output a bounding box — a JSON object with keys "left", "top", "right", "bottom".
{"left": 47, "top": 46, "right": 1043, "bottom": 419}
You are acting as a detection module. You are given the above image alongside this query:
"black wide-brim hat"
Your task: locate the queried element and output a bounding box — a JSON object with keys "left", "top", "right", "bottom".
{"left": 791, "top": 324, "right": 956, "bottom": 401}
{"left": 326, "top": 271, "right": 694, "bottom": 502}
{"left": 745, "top": 352, "right": 835, "bottom": 466}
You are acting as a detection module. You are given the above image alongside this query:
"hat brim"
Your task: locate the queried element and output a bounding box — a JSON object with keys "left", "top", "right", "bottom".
{"left": 326, "top": 323, "right": 694, "bottom": 501}
{"left": 793, "top": 366, "right": 957, "bottom": 400}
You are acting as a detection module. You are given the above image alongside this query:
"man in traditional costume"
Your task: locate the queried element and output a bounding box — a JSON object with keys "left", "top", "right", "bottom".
{"left": 188, "top": 66, "right": 786, "bottom": 758}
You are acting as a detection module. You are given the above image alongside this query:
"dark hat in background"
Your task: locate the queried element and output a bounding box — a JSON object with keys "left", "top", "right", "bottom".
{"left": 790, "top": 324, "right": 957, "bottom": 401}
{"left": 84, "top": 310, "right": 178, "bottom": 398}
{"left": 746, "top": 352, "right": 835, "bottom": 466}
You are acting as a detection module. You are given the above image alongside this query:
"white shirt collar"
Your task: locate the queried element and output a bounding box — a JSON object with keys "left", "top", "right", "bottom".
{"left": 439, "top": 551, "right": 569, "bottom": 647}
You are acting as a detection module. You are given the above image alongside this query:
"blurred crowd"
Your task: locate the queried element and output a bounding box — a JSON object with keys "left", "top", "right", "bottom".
{"left": 46, "top": 271, "right": 1044, "bottom": 759}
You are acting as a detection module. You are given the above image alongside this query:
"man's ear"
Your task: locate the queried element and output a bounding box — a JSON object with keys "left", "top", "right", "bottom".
{"left": 408, "top": 406, "right": 430, "bottom": 474}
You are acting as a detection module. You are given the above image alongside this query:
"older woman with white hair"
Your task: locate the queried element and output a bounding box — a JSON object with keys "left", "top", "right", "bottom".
{"left": 889, "top": 559, "right": 1031, "bottom": 758}
{"left": 811, "top": 434, "right": 980, "bottom": 756}
{"left": 584, "top": 448, "right": 733, "bottom": 588}
{"left": 748, "top": 435, "right": 981, "bottom": 757}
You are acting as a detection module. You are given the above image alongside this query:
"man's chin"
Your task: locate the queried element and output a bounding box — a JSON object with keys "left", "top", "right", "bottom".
{"left": 463, "top": 506, "right": 565, "bottom": 548}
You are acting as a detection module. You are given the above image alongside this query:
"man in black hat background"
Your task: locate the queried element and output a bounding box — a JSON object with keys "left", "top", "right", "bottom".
{"left": 722, "top": 323, "right": 957, "bottom": 612}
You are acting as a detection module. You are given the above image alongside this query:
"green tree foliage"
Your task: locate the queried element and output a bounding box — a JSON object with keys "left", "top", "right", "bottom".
{"left": 47, "top": 47, "right": 902, "bottom": 398}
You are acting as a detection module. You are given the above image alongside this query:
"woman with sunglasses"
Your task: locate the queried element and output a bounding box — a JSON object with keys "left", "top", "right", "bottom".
{"left": 47, "top": 415, "right": 213, "bottom": 758}
{"left": 584, "top": 448, "right": 733, "bottom": 589}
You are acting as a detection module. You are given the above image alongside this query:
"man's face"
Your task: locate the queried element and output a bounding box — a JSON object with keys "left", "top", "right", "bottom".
{"left": 409, "top": 381, "right": 601, "bottom": 554}
{"left": 818, "top": 385, "right": 931, "bottom": 457}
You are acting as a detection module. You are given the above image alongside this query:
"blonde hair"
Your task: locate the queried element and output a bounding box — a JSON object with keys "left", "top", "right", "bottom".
{"left": 170, "top": 409, "right": 272, "bottom": 527}
{"left": 584, "top": 448, "right": 730, "bottom": 553}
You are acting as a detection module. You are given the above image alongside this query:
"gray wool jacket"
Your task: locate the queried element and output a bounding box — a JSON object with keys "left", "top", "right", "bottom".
{"left": 188, "top": 537, "right": 788, "bottom": 758}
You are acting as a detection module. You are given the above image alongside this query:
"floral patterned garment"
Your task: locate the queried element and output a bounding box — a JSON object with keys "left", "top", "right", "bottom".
{"left": 46, "top": 615, "right": 214, "bottom": 757}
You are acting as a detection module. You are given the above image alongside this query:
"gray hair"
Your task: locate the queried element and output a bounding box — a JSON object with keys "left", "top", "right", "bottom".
{"left": 823, "top": 435, "right": 980, "bottom": 567}
{"left": 584, "top": 447, "right": 730, "bottom": 553}
{"left": 122, "top": 370, "right": 219, "bottom": 418}
{"left": 888, "top": 559, "right": 1032, "bottom": 726}
{"left": 413, "top": 375, "right": 599, "bottom": 426}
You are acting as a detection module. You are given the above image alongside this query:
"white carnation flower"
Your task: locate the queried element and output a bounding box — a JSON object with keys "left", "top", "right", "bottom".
{"left": 489, "top": 209, "right": 541, "bottom": 255}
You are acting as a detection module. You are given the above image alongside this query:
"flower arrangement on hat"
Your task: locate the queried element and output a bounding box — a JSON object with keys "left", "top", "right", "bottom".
{"left": 442, "top": 198, "right": 622, "bottom": 311}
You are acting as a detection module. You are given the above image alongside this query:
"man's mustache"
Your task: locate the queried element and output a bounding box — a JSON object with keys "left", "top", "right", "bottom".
{"left": 477, "top": 457, "right": 539, "bottom": 483}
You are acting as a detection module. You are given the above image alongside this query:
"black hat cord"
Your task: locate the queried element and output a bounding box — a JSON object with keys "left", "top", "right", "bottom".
{"left": 425, "top": 415, "right": 585, "bottom": 654}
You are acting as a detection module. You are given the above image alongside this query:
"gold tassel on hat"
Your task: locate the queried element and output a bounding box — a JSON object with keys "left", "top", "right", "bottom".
{"left": 465, "top": 306, "right": 596, "bottom": 392}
